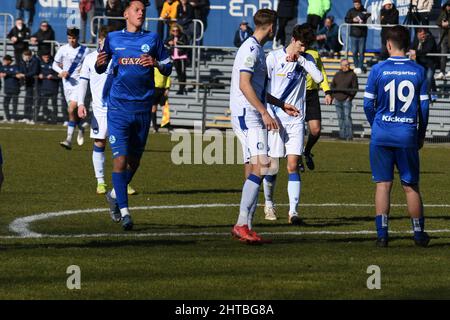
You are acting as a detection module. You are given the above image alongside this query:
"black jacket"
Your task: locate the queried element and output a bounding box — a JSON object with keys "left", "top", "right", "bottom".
{"left": 412, "top": 34, "right": 438, "bottom": 69}
{"left": 165, "top": 33, "right": 190, "bottom": 57}
{"left": 234, "top": 27, "right": 254, "bottom": 47}
{"left": 345, "top": 6, "right": 370, "bottom": 38}
{"left": 177, "top": 2, "right": 195, "bottom": 29}
{"left": 1, "top": 65, "right": 21, "bottom": 95}
{"left": 7, "top": 26, "right": 31, "bottom": 52}
{"left": 31, "top": 26, "right": 56, "bottom": 56}
{"left": 277, "top": 0, "right": 298, "bottom": 19}
{"left": 18, "top": 56, "right": 40, "bottom": 87}
{"left": 38, "top": 59, "right": 59, "bottom": 95}
{"left": 380, "top": 6, "right": 399, "bottom": 39}
{"left": 106, "top": 1, "right": 126, "bottom": 31}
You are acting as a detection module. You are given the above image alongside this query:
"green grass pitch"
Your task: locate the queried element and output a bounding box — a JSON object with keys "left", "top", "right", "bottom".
{"left": 1, "top": 124, "right": 450, "bottom": 299}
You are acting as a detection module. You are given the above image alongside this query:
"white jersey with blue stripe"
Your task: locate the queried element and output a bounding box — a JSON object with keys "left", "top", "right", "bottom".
{"left": 53, "top": 43, "right": 90, "bottom": 87}
{"left": 230, "top": 36, "right": 267, "bottom": 117}
{"left": 363, "top": 56, "right": 429, "bottom": 148}
{"left": 266, "top": 49, "right": 323, "bottom": 125}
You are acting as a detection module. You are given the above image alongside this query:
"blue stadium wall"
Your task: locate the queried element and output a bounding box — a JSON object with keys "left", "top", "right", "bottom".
{"left": 0, "top": 1, "right": 437, "bottom": 51}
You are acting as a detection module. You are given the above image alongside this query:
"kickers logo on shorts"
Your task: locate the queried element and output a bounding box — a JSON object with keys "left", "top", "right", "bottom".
{"left": 109, "top": 135, "right": 116, "bottom": 144}
{"left": 119, "top": 57, "right": 142, "bottom": 65}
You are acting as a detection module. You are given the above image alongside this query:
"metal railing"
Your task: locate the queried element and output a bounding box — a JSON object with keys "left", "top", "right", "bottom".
{"left": 338, "top": 23, "right": 441, "bottom": 59}
{"left": 1, "top": 39, "right": 61, "bottom": 59}
{"left": 0, "top": 13, "right": 14, "bottom": 56}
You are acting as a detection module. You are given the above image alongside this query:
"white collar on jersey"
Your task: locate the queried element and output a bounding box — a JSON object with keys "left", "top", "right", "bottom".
{"left": 388, "top": 56, "right": 410, "bottom": 61}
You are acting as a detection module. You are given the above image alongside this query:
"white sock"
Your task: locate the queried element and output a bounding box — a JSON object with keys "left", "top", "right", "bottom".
{"left": 263, "top": 175, "right": 277, "bottom": 208}
{"left": 237, "top": 174, "right": 262, "bottom": 226}
{"left": 288, "top": 173, "right": 301, "bottom": 214}
{"left": 92, "top": 147, "right": 105, "bottom": 184}
{"left": 67, "top": 124, "right": 75, "bottom": 141}
{"left": 120, "top": 207, "right": 130, "bottom": 218}
{"left": 247, "top": 196, "right": 259, "bottom": 229}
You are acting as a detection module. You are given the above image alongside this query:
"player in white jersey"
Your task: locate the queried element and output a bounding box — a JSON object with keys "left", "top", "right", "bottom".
{"left": 77, "top": 27, "right": 136, "bottom": 196}
{"left": 230, "top": 9, "right": 299, "bottom": 244}
{"left": 263, "top": 24, "right": 324, "bottom": 225}
{"left": 53, "top": 27, "right": 90, "bottom": 150}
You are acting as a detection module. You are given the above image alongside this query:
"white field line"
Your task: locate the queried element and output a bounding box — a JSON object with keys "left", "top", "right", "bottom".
{"left": 5, "top": 203, "right": 450, "bottom": 239}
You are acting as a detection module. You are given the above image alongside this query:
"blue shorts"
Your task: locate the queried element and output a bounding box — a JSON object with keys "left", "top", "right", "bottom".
{"left": 369, "top": 144, "right": 420, "bottom": 185}
{"left": 107, "top": 109, "right": 150, "bottom": 159}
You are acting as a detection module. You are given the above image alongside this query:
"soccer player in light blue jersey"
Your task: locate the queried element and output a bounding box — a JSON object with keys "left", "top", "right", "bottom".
{"left": 363, "top": 25, "right": 430, "bottom": 247}
{"left": 95, "top": 0, "right": 172, "bottom": 230}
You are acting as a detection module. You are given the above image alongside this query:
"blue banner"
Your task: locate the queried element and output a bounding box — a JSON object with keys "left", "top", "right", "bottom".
{"left": 0, "top": 0, "right": 418, "bottom": 51}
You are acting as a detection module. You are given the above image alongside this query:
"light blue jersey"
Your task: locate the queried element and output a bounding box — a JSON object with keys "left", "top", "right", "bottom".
{"left": 363, "top": 56, "right": 429, "bottom": 148}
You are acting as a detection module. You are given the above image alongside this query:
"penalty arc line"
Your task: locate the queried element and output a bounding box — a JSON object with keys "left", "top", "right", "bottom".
{"left": 6, "top": 203, "right": 450, "bottom": 239}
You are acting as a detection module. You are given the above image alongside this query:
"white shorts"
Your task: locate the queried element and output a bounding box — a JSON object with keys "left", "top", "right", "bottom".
{"left": 231, "top": 108, "right": 268, "bottom": 163}
{"left": 268, "top": 122, "right": 304, "bottom": 158}
{"left": 90, "top": 113, "right": 108, "bottom": 140}
{"left": 63, "top": 85, "right": 78, "bottom": 105}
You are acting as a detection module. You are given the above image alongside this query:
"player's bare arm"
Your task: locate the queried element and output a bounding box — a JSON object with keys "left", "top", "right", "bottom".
{"left": 266, "top": 93, "right": 300, "bottom": 117}
{"left": 239, "top": 72, "right": 278, "bottom": 130}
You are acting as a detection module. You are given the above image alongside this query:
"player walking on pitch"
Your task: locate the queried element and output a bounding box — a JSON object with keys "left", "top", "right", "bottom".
{"left": 263, "top": 24, "right": 323, "bottom": 224}
{"left": 363, "top": 25, "right": 430, "bottom": 247}
{"left": 95, "top": 0, "right": 172, "bottom": 230}
{"left": 230, "top": 9, "right": 299, "bottom": 244}
{"left": 53, "top": 28, "right": 90, "bottom": 150}
{"left": 77, "top": 26, "right": 136, "bottom": 196}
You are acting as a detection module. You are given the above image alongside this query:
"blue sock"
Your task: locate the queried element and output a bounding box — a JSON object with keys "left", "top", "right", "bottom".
{"left": 112, "top": 171, "right": 128, "bottom": 209}
{"left": 375, "top": 214, "right": 389, "bottom": 239}
{"left": 126, "top": 169, "right": 136, "bottom": 184}
{"left": 411, "top": 216, "right": 425, "bottom": 237}
{"left": 77, "top": 121, "right": 83, "bottom": 130}
{"left": 237, "top": 174, "right": 261, "bottom": 226}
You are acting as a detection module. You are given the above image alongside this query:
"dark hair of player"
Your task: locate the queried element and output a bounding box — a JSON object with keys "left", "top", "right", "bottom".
{"left": 124, "top": 0, "right": 149, "bottom": 8}
{"left": 67, "top": 27, "right": 80, "bottom": 38}
{"left": 253, "top": 9, "right": 277, "bottom": 27}
{"left": 385, "top": 25, "right": 410, "bottom": 51}
{"left": 292, "top": 24, "right": 316, "bottom": 46}
{"left": 3, "top": 55, "right": 12, "bottom": 61}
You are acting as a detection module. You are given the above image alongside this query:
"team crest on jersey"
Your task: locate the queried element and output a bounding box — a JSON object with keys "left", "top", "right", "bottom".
{"left": 244, "top": 56, "right": 255, "bottom": 68}
{"left": 141, "top": 44, "right": 150, "bottom": 53}
{"left": 257, "top": 142, "right": 265, "bottom": 150}
{"left": 109, "top": 135, "right": 116, "bottom": 144}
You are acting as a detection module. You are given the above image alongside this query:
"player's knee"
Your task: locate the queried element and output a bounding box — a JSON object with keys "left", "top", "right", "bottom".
{"left": 113, "top": 156, "right": 127, "bottom": 172}
{"left": 402, "top": 183, "right": 419, "bottom": 194}
{"left": 310, "top": 126, "right": 321, "bottom": 137}
{"left": 94, "top": 139, "right": 106, "bottom": 148}
{"left": 286, "top": 162, "right": 298, "bottom": 173}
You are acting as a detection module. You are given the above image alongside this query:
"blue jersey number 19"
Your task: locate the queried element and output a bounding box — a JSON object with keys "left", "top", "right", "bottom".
{"left": 384, "top": 79, "right": 415, "bottom": 113}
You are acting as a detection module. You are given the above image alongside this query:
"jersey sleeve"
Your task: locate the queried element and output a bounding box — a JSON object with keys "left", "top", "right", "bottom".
{"left": 363, "top": 65, "right": 378, "bottom": 126}
{"left": 79, "top": 56, "right": 91, "bottom": 81}
{"left": 300, "top": 53, "right": 323, "bottom": 84}
{"left": 418, "top": 68, "right": 430, "bottom": 140}
{"left": 266, "top": 52, "right": 276, "bottom": 80}
{"left": 155, "top": 35, "right": 172, "bottom": 76}
{"left": 52, "top": 47, "right": 63, "bottom": 73}
{"left": 239, "top": 45, "right": 260, "bottom": 74}
{"left": 316, "top": 55, "right": 331, "bottom": 94}
{"left": 95, "top": 34, "right": 112, "bottom": 74}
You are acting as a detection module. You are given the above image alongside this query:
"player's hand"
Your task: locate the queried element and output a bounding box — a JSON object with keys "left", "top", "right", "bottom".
{"left": 78, "top": 105, "right": 87, "bottom": 119}
{"left": 96, "top": 51, "right": 109, "bottom": 67}
{"left": 11, "top": 36, "right": 17, "bottom": 43}
{"left": 59, "top": 71, "right": 69, "bottom": 79}
{"left": 324, "top": 94, "right": 333, "bottom": 105}
{"left": 286, "top": 52, "right": 299, "bottom": 62}
{"left": 283, "top": 103, "right": 300, "bottom": 117}
{"left": 47, "top": 74, "right": 53, "bottom": 79}
{"left": 262, "top": 111, "right": 278, "bottom": 131}
{"left": 418, "top": 138, "right": 425, "bottom": 150}
{"left": 38, "top": 74, "right": 44, "bottom": 79}
{"left": 140, "top": 54, "right": 158, "bottom": 68}
{"left": 0, "top": 72, "right": 5, "bottom": 78}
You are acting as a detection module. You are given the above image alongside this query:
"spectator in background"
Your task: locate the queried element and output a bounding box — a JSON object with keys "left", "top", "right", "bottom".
{"left": 7, "top": 18, "right": 30, "bottom": 65}
{"left": 413, "top": 0, "right": 434, "bottom": 25}
{"left": 307, "top": 0, "right": 330, "bottom": 31}
{"left": 0, "top": 55, "right": 21, "bottom": 122}
{"left": 190, "top": 0, "right": 210, "bottom": 43}
{"left": 79, "top": 0, "right": 95, "bottom": 43}
{"left": 16, "top": 0, "right": 36, "bottom": 28}
{"left": 106, "top": 0, "right": 126, "bottom": 31}
{"left": 156, "top": 0, "right": 165, "bottom": 40}
{"left": 316, "top": 15, "right": 342, "bottom": 58}
{"left": 380, "top": 0, "right": 399, "bottom": 60}
{"left": 177, "top": 0, "right": 195, "bottom": 42}
{"left": 30, "top": 21, "right": 56, "bottom": 57}
{"left": 274, "top": 0, "right": 298, "bottom": 48}
{"left": 436, "top": 1, "right": 450, "bottom": 80}
{"left": 37, "top": 53, "right": 60, "bottom": 123}
{"left": 161, "top": 0, "right": 180, "bottom": 39}
{"left": 17, "top": 50, "right": 40, "bottom": 123}
{"left": 152, "top": 68, "right": 171, "bottom": 133}
{"left": 410, "top": 28, "right": 438, "bottom": 101}
{"left": 234, "top": 21, "right": 253, "bottom": 48}
{"left": 331, "top": 59, "right": 358, "bottom": 141}
{"left": 345, "top": 0, "right": 370, "bottom": 74}
{"left": 165, "top": 23, "right": 189, "bottom": 95}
